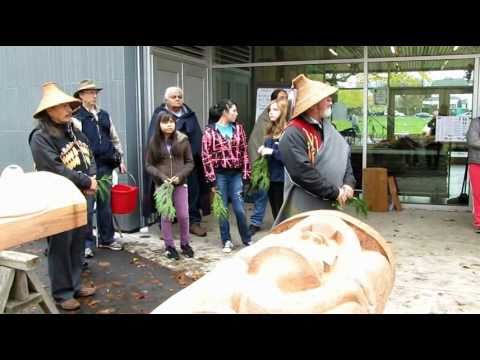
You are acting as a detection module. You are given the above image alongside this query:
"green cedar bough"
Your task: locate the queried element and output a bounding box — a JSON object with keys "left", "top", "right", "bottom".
{"left": 249, "top": 156, "right": 270, "bottom": 193}
{"left": 96, "top": 175, "right": 112, "bottom": 202}
{"left": 212, "top": 191, "right": 229, "bottom": 222}
{"left": 154, "top": 182, "right": 176, "bottom": 221}
{"left": 332, "top": 197, "right": 368, "bottom": 218}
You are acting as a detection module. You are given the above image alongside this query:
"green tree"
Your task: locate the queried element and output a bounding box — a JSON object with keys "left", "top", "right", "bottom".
{"left": 338, "top": 89, "right": 363, "bottom": 109}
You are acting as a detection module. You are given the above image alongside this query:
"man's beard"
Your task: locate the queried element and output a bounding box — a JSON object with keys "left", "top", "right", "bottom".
{"left": 322, "top": 107, "right": 332, "bottom": 118}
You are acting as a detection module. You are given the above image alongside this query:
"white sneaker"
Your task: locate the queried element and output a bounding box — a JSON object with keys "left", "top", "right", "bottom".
{"left": 223, "top": 241, "right": 234, "bottom": 253}
{"left": 98, "top": 241, "right": 123, "bottom": 251}
{"left": 85, "top": 248, "right": 94, "bottom": 258}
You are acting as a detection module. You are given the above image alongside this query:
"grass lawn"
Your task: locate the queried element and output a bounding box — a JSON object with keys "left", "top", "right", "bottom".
{"left": 333, "top": 116, "right": 429, "bottom": 138}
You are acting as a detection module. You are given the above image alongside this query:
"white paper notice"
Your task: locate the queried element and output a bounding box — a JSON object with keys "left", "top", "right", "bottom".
{"left": 435, "top": 116, "right": 471, "bottom": 143}
{"left": 255, "top": 88, "right": 294, "bottom": 122}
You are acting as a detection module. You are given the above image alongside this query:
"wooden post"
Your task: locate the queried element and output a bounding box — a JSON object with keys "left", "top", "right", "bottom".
{"left": 26, "top": 270, "right": 58, "bottom": 314}
{"left": 388, "top": 176, "right": 402, "bottom": 211}
{"left": 10, "top": 270, "right": 29, "bottom": 301}
{"left": 363, "top": 168, "right": 389, "bottom": 212}
{"left": 0, "top": 251, "right": 59, "bottom": 314}
{"left": 0, "top": 266, "right": 15, "bottom": 313}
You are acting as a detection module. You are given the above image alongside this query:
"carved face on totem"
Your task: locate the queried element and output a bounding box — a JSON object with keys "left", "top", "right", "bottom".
{"left": 152, "top": 210, "right": 395, "bottom": 314}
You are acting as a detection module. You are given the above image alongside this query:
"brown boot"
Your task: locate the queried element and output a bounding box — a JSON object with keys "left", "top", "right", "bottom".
{"left": 75, "top": 286, "right": 96, "bottom": 298}
{"left": 189, "top": 223, "right": 207, "bottom": 237}
{"left": 58, "top": 298, "right": 80, "bottom": 311}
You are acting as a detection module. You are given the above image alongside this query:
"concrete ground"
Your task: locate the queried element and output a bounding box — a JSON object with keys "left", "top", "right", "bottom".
{"left": 12, "top": 240, "right": 184, "bottom": 314}
{"left": 119, "top": 203, "right": 480, "bottom": 314}
{"left": 12, "top": 203, "right": 480, "bottom": 314}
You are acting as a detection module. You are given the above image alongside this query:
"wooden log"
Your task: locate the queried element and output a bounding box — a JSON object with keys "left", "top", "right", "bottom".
{"left": 0, "top": 171, "right": 87, "bottom": 250}
{"left": 0, "top": 266, "right": 15, "bottom": 313}
{"left": 152, "top": 210, "right": 395, "bottom": 314}
{"left": 0, "top": 251, "right": 39, "bottom": 271}
{"left": 10, "top": 270, "right": 29, "bottom": 301}
{"left": 363, "top": 168, "right": 389, "bottom": 212}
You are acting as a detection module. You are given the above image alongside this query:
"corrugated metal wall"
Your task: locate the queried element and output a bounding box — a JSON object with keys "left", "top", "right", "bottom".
{"left": 0, "top": 46, "right": 129, "bottom": 172}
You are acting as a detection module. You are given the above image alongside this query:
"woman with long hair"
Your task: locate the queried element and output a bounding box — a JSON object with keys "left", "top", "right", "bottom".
{"left": 146, "top": 112, "right": 195, "bottom": 259}
{"left": 257, "top": 99, "right": 289, "bottom": 221}
{"left": 201, "top": 99, "right": 252, "bottom": 253}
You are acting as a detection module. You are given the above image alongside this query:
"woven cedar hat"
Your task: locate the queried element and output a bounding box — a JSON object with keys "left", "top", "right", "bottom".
{"left": 291, "top": 74, "right": 338, "bottom": 119}
{"left": 33, "top": 82, "right": 81, "bottom": 119}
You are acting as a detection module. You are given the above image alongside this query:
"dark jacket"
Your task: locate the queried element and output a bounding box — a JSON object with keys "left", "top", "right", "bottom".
{"left": 28, "top": 120, "right": 96, "bottom": 191}
{"left": 73, "top": 105, "right": 115, "bottom": 166}
{"left": 147, "top": 104, "right": 202, "bottom": 158}
{"left": 264, "top": 137, "right": 284, "bottom": 183}
{"left": 279, "top": 118, "right": 356, "bottom": 201}
{"left": 143, "top": 104, "right": 204, "bottom": 218}
{"left": 273, "top": 116, "right": 356, "bottom": 226}
{"left": 145, "top": 131, "right": 194, "bottom": 186}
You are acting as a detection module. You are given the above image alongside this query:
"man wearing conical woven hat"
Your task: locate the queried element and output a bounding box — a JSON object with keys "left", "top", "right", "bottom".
{"left": 273, "top": 74, "right": 356, "bottom": 226}
{"left": 28, "top": 82, "right": 98, "bottom": 311}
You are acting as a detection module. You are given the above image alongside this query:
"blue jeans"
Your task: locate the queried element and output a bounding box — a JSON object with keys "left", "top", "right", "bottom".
{"left": 216, "top": 171, "right": 251, "bottom": 245}
{"left": 249, "top": 189, "right": 268, "bottom": 227}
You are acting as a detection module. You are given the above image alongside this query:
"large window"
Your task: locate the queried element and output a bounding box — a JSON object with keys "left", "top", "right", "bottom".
{"left": 253, "top": 46, "right": 364, "bottom": 62}
{"left": 368, "top": 46, "right": 480, "bottom": 58}
{"left": 211, "top": 47, "right": 480, "bottom": 205}
{"left": 214, "top": 62, "right": 365, "bottom": 189}
{"left": 367, "top": 59, "right": 474, "bottom": 205}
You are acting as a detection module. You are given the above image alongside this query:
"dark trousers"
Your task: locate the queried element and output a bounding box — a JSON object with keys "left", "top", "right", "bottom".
{"left": 88, "top": 164, "right": 115, "bottom": 246}
{"left": 84, "top": 194, "right": 96, "bottom": 250}
{"left": 47, "top": 226, "right": 86, "bottom": 302}
{"left": 187, "top": 166, "right": 202, "bottom": 225}
{"left": 268, "top": 181, "right": 284, "bottom": 221}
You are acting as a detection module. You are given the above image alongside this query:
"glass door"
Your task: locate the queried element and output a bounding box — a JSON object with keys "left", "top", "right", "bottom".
{"left": 367, "top": 59, "right": 474, "bottom": 205}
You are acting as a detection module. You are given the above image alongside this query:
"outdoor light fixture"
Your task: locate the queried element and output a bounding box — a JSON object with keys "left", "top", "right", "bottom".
{"left": 453, "top": 46, "right": 459, "bottom": 51}
{"left": 390, "top": 46, "right": 396, "bottom": 55}
{"left": 329, "top": 48, "right": 338, "bottom": 56}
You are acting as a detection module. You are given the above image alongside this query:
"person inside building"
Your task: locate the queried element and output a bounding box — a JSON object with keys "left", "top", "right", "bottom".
{"left": 422, "top": 110, "right": 443, "bottom": 170}
{"left": 466, "top": 114, "right": 480, "bottom": 232}
{"left": 247, "top": 88, "right": 288, "bottom": 236}
{"left": 257, "top": 98, "right": 289, "bottom": 223}
{"left": 73, "top": 80, "right": 125, "bottom": 258}
{"left": 145, "top": 87, "right": 208, "bottom": 237}
{"left": 145, "top": 112, "right": 195, "bottom": 259}
{"left": 28, "top": 82, "right": 97, "bottom": 311}
{"left": 201, "top": 99, "right": 252, "bottom": 253}
{"left": 273, "top": 74, "right": 356, "bottom": 226}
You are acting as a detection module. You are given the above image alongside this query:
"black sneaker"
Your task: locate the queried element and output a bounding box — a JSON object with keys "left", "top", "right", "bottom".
{"left": 164, "top": 246, "right": 180, "bottom": 260}
{"left": 248, "top": 225, "right": 261, "bottom": 236}
{"left": 181, "top": 244, "right": 194, "bottom": 258}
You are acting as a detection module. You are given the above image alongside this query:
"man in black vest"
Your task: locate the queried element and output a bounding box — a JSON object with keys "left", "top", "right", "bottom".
{"left": 73, "top": 80, "right": 125, "bottom": 257}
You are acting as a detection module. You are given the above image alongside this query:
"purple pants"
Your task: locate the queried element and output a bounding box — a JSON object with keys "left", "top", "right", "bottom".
{"left": 160, "top": 184, "right": 190, "bottom": 248}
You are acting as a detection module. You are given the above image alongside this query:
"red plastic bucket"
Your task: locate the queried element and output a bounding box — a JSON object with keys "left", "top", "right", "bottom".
{"left": 111, "top": 174, "right": 138, "bottom": 214}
